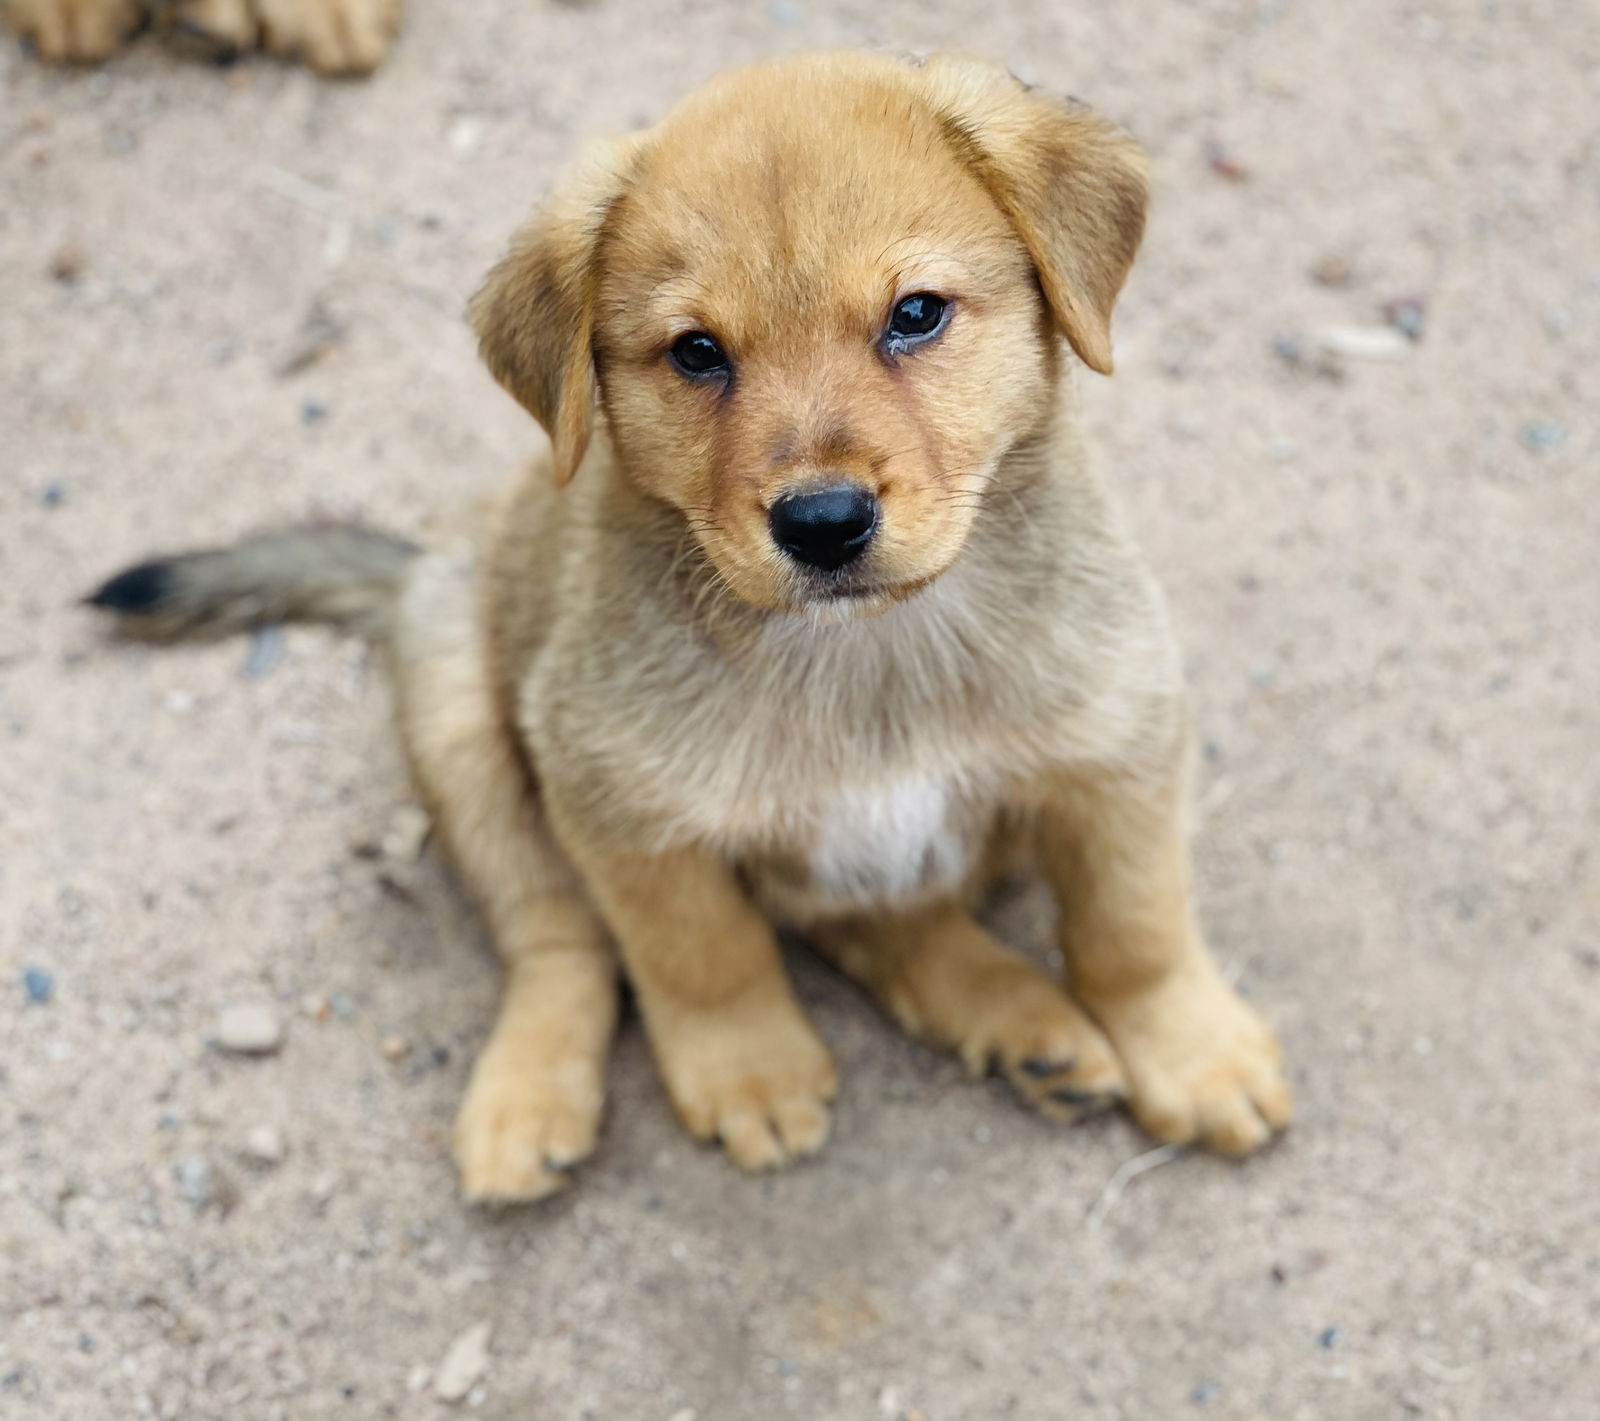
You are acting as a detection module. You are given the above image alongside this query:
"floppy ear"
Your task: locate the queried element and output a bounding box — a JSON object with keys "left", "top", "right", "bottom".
{"left": 469, "top": 138, "right": 639, "bottom": 485}
{"left": 916, "top": 54, "right": 1148, "bottom": 375}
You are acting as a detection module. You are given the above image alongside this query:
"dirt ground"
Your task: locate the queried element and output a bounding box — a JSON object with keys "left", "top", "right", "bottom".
{"left": 3, "top": 2, "right": 1598, "bottom": 1418}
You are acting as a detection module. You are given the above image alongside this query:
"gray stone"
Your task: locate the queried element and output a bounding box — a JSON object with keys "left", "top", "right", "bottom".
{"left": 215, "top": 1004, "right": 283, "bottom": 1055}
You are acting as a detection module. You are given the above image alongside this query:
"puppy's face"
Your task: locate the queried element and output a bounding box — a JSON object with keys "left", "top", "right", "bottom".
{"left": 475, "top": 54, "right": 1147, "bottom": 614}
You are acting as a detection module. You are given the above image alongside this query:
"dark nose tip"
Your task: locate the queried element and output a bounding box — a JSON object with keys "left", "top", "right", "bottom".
{"left": 769, "top": 485, "right": 879, "bottom": 572}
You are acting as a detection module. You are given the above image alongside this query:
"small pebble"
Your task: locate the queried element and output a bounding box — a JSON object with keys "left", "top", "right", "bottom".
{"left": 380, "top": 804, "right": 431, "bottom": 861}
{"left": 243, "top": 1125, "right": 286, "bottom": 1166}
{"left": 380, "top": 1034, "right": 411, "bottom": 1063}
{"left": 1382, "top": 294, "right": 1427, "bottom": 342}
{"left": 1310, "top": 253, "right": 1353, "bottom": 286}
{"left": 23, "top": 966, "right": 54, "bottom": 1004}
{"left": 1319, "top": 1326, "right": 1343, "bottom": 1349}
{"left": 300, "top": 398, "right": 329, "bottom": 426}
{"left": 434, "top": 1321, "right": 492, "bottom": 1403}
{"left": 1270, "top": 332, "right": 1306, "bottom": 366}
{"left": 49, "top": 244, "right": 85, "bottom": 283}
{"left": 173, "top": 1154, "right": 215, "bottom": 1209}
{"left": 1518, "top": 419, "right": 1568, "bottom": 454}
{"left": 1203, "top": 139, "right": 1249, "bottom": 181}
{"left": 448, "top": 116, "right": 484, "bottom": 158}
{"left": 274, "top": 300, "right": 345, "bottom": 377}
{"left": 1191, "top": 1379, "right": 1222, "bottom": 1405}
{"left": 406, "top": 1365, "right": 432, "bottom": 1393}
{"left": 215, "top": 1004, "right": 284, "bottom": 1055}
{"left": 1314, "top": 325, "right": 1411, "bottom": 360}
{"left": 40, "top": 481, "right": 66, "bottom": 507}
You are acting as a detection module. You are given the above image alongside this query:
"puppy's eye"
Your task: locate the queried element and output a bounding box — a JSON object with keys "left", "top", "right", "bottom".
{"left": 668, "top": 331, "right": 730, "bottom": 378}
{"left": 887, "top": 292, "right": 948, "bottom": 342}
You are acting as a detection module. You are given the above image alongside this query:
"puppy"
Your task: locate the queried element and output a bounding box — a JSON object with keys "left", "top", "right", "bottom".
{"left": 6, "top": 0, "right": 399, "bottom": 73}
{"left": 90, "top": 52, "right": 1291, "bottom": 1203}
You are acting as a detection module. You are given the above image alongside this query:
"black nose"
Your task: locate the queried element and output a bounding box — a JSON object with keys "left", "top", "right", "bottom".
{"left": 769, "top": 485, "right": 879, "bottom": 572}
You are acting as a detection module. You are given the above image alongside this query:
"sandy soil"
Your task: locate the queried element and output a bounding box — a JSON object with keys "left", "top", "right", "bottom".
{"left": 3, "top": 2, "right": 1598, "bottom": 1418}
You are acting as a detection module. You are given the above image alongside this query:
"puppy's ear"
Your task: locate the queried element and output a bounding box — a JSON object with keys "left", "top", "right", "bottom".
{"left": 917, "top": 55, "right": 1147, "bottom": 375}
{"left": 469, "top": 139, "right": 639, "bottom": 484}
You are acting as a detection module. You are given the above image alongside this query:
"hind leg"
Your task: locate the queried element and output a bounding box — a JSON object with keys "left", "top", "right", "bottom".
{"left": 392, "top": 552, "right": 617, "bottom": 1204}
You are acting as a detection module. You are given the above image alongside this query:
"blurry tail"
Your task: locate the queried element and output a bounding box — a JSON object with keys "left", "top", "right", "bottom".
{"left": 86, "top": 524, "right": 422, "bottom": 642}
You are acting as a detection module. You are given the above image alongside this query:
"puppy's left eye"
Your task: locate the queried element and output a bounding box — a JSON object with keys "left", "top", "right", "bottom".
{"left": 887, "top": 292, "right": 948, "bottom": 343}
{"left": 669, "top": 330, "right": 731, "bottom": 379}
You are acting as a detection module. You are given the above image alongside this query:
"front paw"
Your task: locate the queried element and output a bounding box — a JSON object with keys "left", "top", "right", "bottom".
{"left": 653, "top": 995, "right": 837, "bottom": 1171}
{"left": 7, "top": 0, "right": 143, "bottom": 62}
{"left": 256, "top": 0, "right": 397, "bottom": 74}
{"left": 1092, "top": 960, "right": 1291, "bottom": 1157}
{"left": 454, "top": 1046, "right": 606, "bottom": 1205}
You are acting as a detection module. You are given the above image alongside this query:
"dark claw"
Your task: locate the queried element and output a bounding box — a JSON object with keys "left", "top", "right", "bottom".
{"left": 173, "top": 17, "right": 243, "bottom": 60}
{"left": 1021, "top": 1055, "right": 1076, "bottom": 1078}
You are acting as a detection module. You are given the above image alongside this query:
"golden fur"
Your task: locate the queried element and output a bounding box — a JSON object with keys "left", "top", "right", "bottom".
{"left": 5, "top": 0, "right": 398, "bottom": 72}
{"left": 91, "top": 52, "right": 1290, "bottom": 1202}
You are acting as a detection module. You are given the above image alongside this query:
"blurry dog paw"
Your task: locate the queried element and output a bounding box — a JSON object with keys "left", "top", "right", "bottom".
{"left": 944, "top": 966, "right": 1128, "bottom": 1123}
{"left": 453, "top": 1049, "right": 606, "bottom": 1205}
{"left": 1094, "top": 961, "right": 1292, "bottom": 1157}
{"left": 655, "top": 997, "right": 837, "bottom": 1171}
{"left": 256, "top": 0, "right": 398, "bottom": 75}
{"left": 6, "top": 0, "right": 143, "bottom": 63}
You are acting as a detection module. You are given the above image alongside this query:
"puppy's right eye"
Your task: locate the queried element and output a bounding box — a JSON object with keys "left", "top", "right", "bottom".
{"left": 668, "top": 331, "right": 730, "bottom": 379}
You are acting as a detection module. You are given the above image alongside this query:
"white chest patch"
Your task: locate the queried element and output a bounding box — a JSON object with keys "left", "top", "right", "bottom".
{"left": 809, "top": 773, "right": 968, "bottom": 905}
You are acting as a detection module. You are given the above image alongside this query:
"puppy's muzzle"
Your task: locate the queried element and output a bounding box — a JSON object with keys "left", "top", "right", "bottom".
{"left": 769, "top": 484, "right": 878, "bottom": 572}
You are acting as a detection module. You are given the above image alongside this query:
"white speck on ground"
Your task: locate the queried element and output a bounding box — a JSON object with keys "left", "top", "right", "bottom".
{"left": 214, "top": 1004, "right": 284, "bottom": 1055}
{"left": 434, "top": 1321, "right": 492, "bottom": 1403}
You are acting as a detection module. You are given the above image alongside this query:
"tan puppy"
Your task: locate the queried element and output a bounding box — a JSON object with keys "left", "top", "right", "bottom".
{"left": 91, "top": 52, "right": 1291, "bottom": 1203}
{"left": 6, "top": 0, "right": 399, "bottom": 72}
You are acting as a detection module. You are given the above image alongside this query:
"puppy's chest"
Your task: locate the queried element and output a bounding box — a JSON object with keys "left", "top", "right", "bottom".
{"left": 626, "top": 669, "right": 1007, "bottom": 913}
{"left": 763, "top": 770, "right": 984, "bottom": 912}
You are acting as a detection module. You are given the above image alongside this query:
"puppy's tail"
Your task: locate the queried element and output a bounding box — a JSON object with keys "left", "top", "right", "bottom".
{"left": 85, "top": 524, "right": 422, "bottom": 643}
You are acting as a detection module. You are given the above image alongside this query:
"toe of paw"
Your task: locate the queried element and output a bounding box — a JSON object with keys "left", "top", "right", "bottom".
{"left": 1252, "top": 1074, "right": 1295, "bottom": 1130}
{"left": 772, "top": 1096, "right": 831, "bottom": 1157}
{"left": 455, "top": 1126, "right": 574, "bottom": 1204}
{"left": 459, "top": 1164, "right": 570, "bottom": 1207}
